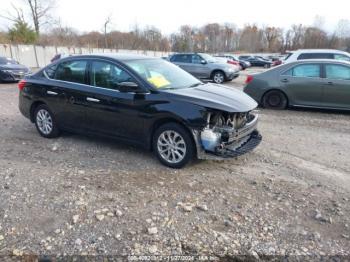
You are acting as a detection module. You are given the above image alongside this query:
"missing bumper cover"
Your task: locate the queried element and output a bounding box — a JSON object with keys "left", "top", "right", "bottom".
{"left": 192, "top": 113, "right": 261, "bottom": 160}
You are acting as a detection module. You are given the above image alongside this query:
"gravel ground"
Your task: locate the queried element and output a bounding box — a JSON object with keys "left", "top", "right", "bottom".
{"left": 1, "top": 68, "right": 350, "bottom": 261}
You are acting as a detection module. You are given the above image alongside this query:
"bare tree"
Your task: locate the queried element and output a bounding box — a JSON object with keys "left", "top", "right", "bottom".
{"left": 0, "top": 3, "right": 26, "bottom": 24}
{"left": 23, "top": 0, "right": 56, "bottom": 34}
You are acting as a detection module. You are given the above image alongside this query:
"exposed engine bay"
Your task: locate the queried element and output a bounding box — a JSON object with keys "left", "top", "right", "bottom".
{"left": 192, "top": 110, "right": 261, "bottom": 159}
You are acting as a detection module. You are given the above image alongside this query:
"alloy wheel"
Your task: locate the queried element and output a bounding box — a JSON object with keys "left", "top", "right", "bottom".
{"left": 157, "top": 130, "right": 187, "bottom": 164}
{"left": 36, "top": 109, "right": 53, "bottom": 135}
{"left": 213, "top": 72, "right": 224, "bottom": 84}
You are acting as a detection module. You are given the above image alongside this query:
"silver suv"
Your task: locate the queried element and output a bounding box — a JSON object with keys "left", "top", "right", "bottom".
{"left": 170, "top": 53, "right": 239, "bottom": 84}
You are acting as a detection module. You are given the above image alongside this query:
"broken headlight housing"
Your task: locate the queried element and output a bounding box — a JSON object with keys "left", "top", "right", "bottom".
{"left": 200, "top": 111, "right": 257, "bottom": 153}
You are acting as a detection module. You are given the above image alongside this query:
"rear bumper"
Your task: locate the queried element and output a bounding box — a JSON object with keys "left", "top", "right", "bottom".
{"left": 19, "top": 92, "right": 31, "bottom": 120}
{"left": 226, "top": 72, "right": 239, "bottom": 80}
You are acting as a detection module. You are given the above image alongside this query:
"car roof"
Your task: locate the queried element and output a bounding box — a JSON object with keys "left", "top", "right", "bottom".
{"left": 63, "top": 53, "right": 157, "bottom": 61}
{"left": 290, "top": 49, "right": 349, "bottom": 54}
{"left": 289, "top": 59, "right": 350, "bottom": 65}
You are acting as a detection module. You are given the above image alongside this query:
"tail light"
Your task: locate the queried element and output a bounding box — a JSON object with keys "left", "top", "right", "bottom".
{"left": 18, "top": 80, "right": 26, "bottom": 91}
{"left": 245, "top": 75, "right": 254, "bottom": 84}
{"left": 228, "top": 60, "right": 239, "bottom": 66}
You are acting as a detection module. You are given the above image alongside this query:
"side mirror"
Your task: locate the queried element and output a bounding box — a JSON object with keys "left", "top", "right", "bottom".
{"left": 200, "top": 60, "right": 207, "bottom": 64}
{"left": 118, "top": 81, "right": 141, "bottom": 93}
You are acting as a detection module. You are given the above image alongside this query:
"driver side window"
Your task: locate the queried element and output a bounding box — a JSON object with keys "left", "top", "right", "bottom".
{"left": 192, "top": 55, "right": 202, "bottom": 64}
{"left": 90, "top": 61, "right": 134, "bottom": 90}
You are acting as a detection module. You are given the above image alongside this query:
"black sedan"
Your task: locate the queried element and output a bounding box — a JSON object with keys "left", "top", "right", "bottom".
{"left": 19, "top": 54, "right": 261, "bottom": 168}
{"left": 0, "top": 57, "right": 31, "bottom": 82}
{"left": 239, "top": 56, "right": 272, "bottom": 68}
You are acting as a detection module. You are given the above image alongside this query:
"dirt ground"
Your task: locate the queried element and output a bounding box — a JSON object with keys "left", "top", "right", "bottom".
{"left": 0, "top": 68, "right": 350, "bottom": 261}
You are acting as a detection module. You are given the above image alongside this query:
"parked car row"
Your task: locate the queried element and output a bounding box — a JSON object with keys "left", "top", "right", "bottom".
{"left": 6, "top": 48, "right": 350, "bottom": 168}
{"left": 214, "top": 54, "right": 251, "bottom": 70}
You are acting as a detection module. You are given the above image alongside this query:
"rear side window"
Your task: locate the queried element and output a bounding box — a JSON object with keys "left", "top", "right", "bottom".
{"left": 171, "top": 55, "right": 192, "bottom": 63}
{"left": 283, "top": 64, "right": 320, "bottom": 78}
{"left": 55, "top": 60, "right": 87, "bottom": 84}
{"left": 325, "top": 64, "right": 350, "bottom": 80}
{"left": 43, "top": 64, "right": 58, "bottom": 79}
{"left": 297, "top": 53, "right": 333, "bottom": 60}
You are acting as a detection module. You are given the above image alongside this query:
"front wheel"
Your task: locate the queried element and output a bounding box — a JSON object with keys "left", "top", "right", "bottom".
{"left": 262, "top": 90, "right": 288, "bottom": 109}
{"left": 153, "top": 123, "right": 195, "bottom": 168}
{"left": 212, "top": 71, "right": 225, "bottom": 84}
{"left": 34, "top": 104, "right": 60, "bottom": 138}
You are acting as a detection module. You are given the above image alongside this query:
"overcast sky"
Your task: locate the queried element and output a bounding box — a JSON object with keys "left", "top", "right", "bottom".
{"left": 0, "top": 0, "right": 349, "bottom": 34}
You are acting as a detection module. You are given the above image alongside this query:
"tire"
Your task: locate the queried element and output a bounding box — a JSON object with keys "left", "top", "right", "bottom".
{"left": 212, "top": 71, "right": 225, "bottom": 84}
{"left": 264, "top": 64, "right": 271, "bottom": 69}
{"left": 262, "top": 90, "right": 288, "bottom": 110}
{"left": 34, "top": 104, "right": 60, "bottom": 138}
{"left": 153, "top": 123, "right": 195, "bottom": 168}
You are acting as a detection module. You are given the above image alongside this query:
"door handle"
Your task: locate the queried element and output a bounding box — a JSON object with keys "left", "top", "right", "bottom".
{"left": 47, "top": 90, "right": 58, "bottom": 95}
{"left": 86, "top": 97, "right": 100, "bottom": 103}
{"left": 326, "top": 81, "right": 333, "bottom": 85}
{"left": 281, "top": 79, "right": 289, "bottom": 83}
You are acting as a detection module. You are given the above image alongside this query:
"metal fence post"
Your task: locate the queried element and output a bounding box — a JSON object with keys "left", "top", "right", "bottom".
{"left": 33, "top": 44, "right": 39, "bottom": 68}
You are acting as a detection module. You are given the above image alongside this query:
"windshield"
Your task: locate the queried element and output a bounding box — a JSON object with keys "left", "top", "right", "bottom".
{"left": 124, "top": 59, "right": 202, "bottom": 90}
{"left": 284, "top": 53, "right": 293, "bottom": 61}
{"left": 0, "top": 57, "right": 18, "bottom": 65}
{"left": 199, "top": 53, "right": 217, "bottom": 63}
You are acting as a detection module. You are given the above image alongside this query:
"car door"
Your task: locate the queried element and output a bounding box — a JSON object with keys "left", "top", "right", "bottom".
{"left": 190, "top": 54, "right": 209, "bottom": 78}
{"left": 83, "top": 60, "right": 145, "bottom": 140}
{"left": 279, "top": 64, "right": 324, "bottom": 106}
{"left": 323, "top": 63, "right": 350, "bottom": 109}
{"left": 46, "top": 59, "right": 89, "bottom": 131}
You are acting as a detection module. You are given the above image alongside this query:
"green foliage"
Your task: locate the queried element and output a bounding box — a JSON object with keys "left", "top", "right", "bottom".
{"left": 8, "top": 21, "right": 37, "bottom": 44}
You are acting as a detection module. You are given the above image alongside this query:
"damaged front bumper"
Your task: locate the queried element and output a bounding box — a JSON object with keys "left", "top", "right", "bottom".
{"left": 192, "top": 114, "right": 262, "bottom": 160}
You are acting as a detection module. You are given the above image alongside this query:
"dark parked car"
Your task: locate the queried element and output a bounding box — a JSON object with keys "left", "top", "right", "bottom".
{"left": 0, "top": 57, "right": 31, "bottom": 82}
{"left": 244, "top": 59, "right": 350, "bottom": 110}
{"left": 239, "top": 56, "right": 272, "bottom": 68}
{"left": 19, "top": 54, "right": 261, "bottom": 168}
{"left": 170, "top": 53, "right": 239, "bottom": 84}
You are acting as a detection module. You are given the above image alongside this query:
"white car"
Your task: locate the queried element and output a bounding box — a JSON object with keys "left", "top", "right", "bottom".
{"left": 284, "top": 49, "right": 350, "bottom": 63}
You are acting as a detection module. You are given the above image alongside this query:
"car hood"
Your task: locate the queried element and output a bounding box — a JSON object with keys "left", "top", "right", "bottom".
{"left": 162, "top": 83, "right": 258, "bottom": 113}
{"left": 0, "top": 64, "right": 28, "bottom": 71}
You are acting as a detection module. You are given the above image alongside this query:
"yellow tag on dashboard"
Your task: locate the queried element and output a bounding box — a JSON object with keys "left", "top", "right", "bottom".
{"left": 147, "top": 75, "right": 170, "bottom": 88}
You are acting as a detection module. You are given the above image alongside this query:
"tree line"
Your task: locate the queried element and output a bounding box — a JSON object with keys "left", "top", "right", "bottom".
{"left": 1, "top": 0, "right": 350, "bottom": 53}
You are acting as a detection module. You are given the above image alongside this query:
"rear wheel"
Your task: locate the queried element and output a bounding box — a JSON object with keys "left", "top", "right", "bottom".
{"left": 212, "top": 71, "right": 225, "bottom": 84}
{"left": 34, "top": 104, "right": 60, "bottom": 138}
{"left": 153, "top": 123, "right": 194, "bottom": 168}
{"left": 262, "top": 90, "right": 288, "bottom": 109}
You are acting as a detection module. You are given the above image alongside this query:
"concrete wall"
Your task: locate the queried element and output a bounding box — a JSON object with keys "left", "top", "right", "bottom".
{"left": 0, "top": 43, "right": 171, "bottom": 68}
